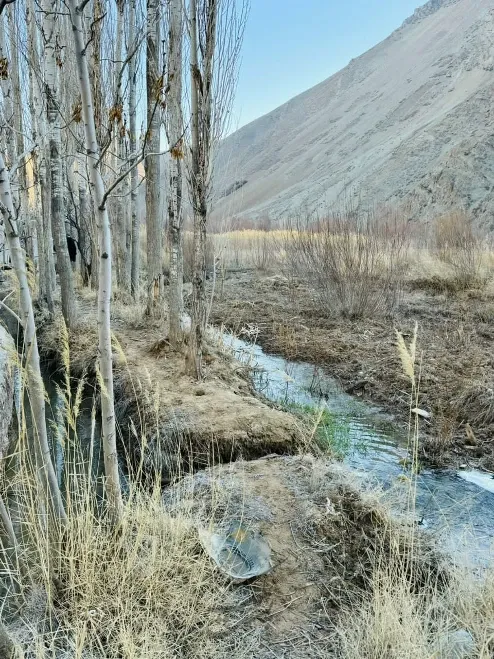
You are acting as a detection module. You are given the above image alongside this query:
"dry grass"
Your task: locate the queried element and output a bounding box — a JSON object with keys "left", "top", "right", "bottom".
{"left": 0, "top": 343, "right": 492, "bottom": 658}
{"left": 9, "top": 493, "right": 233, "bottom": 658}
{"left": 6, "top": 228, "right": 494, "bottom": 657}
{"left": 3, "top": 442, "right": 238, "bottom": 658}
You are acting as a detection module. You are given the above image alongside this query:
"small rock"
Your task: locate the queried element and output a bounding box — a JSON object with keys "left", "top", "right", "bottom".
{"left": 432, "top": 629, "right": 475, "bottom": 659}
{"left": 195, "top": 388, "right": 206, "bottom": 396}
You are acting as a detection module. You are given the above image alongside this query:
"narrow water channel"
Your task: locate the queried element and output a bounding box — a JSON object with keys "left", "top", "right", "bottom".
{"left": 27, "top": 333, "right": 494, "bottom": 566}
{"left": 222, "top": 333, "right": 494, "bottom": 566}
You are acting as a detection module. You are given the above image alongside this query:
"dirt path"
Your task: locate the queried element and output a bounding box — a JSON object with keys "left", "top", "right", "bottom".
{"left": 210, "top": 269, "right": 494, "bottom": 470}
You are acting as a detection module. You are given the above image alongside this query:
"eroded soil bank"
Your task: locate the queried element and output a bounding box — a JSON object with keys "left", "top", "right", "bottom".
{"left": 210, "top": 269, "right": 494, "bottom": 469}
{"left": 36, "top": 300, "right": 304, "bottom": 483}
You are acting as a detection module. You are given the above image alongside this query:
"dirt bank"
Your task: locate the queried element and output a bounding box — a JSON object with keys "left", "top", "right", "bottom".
{"left": 210, "top": 270, "right": 494, "bottom": 469}
{"left": 164, "top": 455, "right": 442, "bottom": 657}
{"left": 36, "top": 298, "right": 304, "bottom": 482}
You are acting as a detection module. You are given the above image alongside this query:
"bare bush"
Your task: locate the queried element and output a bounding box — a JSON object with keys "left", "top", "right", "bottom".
{"left": 247, "top": 231, "right": 277, "bottom": 271}
{"left": 434, "top": 212, "right": 483, "bottom": 289}
{"left": 282, "top": 208, "right": 409, "bottom": 318}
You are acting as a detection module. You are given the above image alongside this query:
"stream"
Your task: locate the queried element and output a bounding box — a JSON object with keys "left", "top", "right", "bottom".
{"left": 222, "top": 333, "right": 494, "bottom": 566}
{"left": 29, "top": 331, "right": 494, "bottom": 567}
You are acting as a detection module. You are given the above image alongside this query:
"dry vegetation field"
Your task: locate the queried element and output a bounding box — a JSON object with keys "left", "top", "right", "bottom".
{"left": 5, "top": 295, "right": 494, "bottom": 659}
{"left": 210, "top": 212, "right": 494, "bottom": 469}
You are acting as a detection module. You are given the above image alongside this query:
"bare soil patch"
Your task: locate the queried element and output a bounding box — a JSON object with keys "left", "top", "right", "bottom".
{"left": 210, "top": 269, "right": 494, "bottom": 469}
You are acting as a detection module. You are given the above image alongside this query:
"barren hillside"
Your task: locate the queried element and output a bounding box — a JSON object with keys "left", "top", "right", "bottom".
{"left": 213, "top": 0, "right": 494, "bottom": 227}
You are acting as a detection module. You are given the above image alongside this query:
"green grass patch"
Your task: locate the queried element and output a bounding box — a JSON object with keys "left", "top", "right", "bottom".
{"left": 283, "top": 401, "right": 352, "bottom": 458}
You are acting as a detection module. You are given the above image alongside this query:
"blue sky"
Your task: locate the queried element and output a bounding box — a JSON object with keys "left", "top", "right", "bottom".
{"left": 231, "top": 0, "right": 422, "bottom": 130}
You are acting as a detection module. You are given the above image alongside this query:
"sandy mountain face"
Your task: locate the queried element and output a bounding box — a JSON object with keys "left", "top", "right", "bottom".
{"left": 212, "top": 0, "right": 494, "bottom": 228}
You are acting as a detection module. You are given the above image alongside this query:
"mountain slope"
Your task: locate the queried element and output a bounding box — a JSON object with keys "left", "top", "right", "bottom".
{"left": 212, "top": 0, "right": 494, "bottom": 227}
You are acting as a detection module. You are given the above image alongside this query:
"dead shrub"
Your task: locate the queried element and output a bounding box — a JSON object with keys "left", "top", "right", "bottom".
{"left": 246, "top": 231, "right": 278, "bottom": 271}
{"left": 283, "top": 207, "right": 410, "bottom": 318}
{"left": 474, "top": 304, "right": 494, "bottom": 324}
{"left": 434, "top": 212, "right": 484, "bottom": 289}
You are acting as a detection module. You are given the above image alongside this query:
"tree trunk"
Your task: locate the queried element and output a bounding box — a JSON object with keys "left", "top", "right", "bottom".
{"left": 112, "top": 0, "right": 129, "bottom": 294}
{"left": 0, "top": 14, "right": 17, "bottom": 251}
{"left": 145, "top": 0, "right": 162, "bottom": 314}
{"left": 129, "top": 0, "right": 140, "bottom": 299}
{"left": 76, "top": 156, "right": 91, "bottom": 285}
{"left": 0, "top": 155, "right": 67, "bottom": 525}
{"left": 7, "top": 6, "right": 25, "bottom": 200}
{"left": 26, "top": 0, "right": 44, "bottom": 291}
{"left": 167, "top": 0, "right": 184, "bottom": 348}
{"left": 89, "top": 0, "right": 103, "bottom": 290}
{"left": 27, "top": 0, "right": 55, "bottom": 310}
{"left": 186, "top": 0, "right": 206, "bottom": 378}
{"left": 67, "top": 0, "right": 123, "bottom": 525}
{"left": 40, "top": 0, "right": 76, "bottom": 328}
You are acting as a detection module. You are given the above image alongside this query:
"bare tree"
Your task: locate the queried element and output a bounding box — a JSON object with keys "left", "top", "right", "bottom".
{"left": 185, "top": 0, "right": 205, "bottom": 377}
{"left": 67, "top": 0, "right": 123, "bottom": 524}
{"left": 40, "top": 0, "right": 76, "bottom": 327}
{"left": 0, "top": 12, "right": 14, "bottom": 265}
{"left": 6, "top": 5, "right": 24, "bottom": 199}
{"left": 0, "top": 154, "right": 67, "bottom": 524}
{"left": 88, "top": 0, "right": 104, "bottom": 290}
{"left": 111, "top": 0, "right": 130, "bottom": 294}
{"left": 166, "top": 0, "right": 184, "bottom": 347}
{"left": 129, "top": 0, "right": 140, "bottom": 299}
{"left": 145, "top": 0, "right": 163, "bottom": 314}
{"left": 185, "top": 0, "right": 248, "bottom": 377}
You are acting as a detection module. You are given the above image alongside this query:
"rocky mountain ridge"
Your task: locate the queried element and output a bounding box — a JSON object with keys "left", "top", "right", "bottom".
{"left": 212, "top": 0, "right": 494, "bottom": 228}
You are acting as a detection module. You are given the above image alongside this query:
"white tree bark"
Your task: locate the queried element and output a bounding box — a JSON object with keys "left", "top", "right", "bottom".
{"left": 145, "top": 0, "right": 162, "bottom": 313}
{"left": 67, "top": 0, "right": 123, "bottom": 524}
{"left": 167, "top": 0, "right": 184, "bottom": 347}
{"left": 7, "top": 6, "right": 26, "bottom": 210}
{"left": 27, "top": 0, "right": 55, "bottom": 310}
{"left": 0, "top": 15, "right": 15, "bottom": 264}
{"left": 89, "top": 0, "right": 103, "bottom": 290}
{"left": 0, "top": 155, "right": 67, "bottom": 525}
{"left": 129, "top": 0, "right": 140, "bottom": 299}
{"left": 112, "top": 0, "right": 129, "bottom": 293}
{"left": 40, "top": 0, "right": 76, "bottom": 327}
